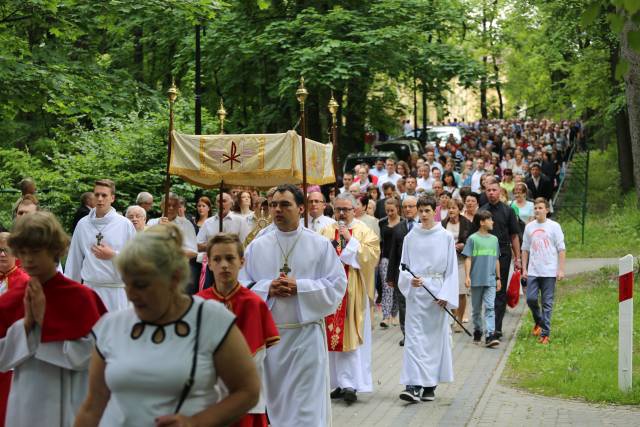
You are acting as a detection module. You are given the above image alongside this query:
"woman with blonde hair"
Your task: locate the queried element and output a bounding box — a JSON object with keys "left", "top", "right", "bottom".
{"left": 74, "top": 223, "right": 260, "bottom": 427}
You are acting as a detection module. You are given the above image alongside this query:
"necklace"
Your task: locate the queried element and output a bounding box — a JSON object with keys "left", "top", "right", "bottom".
{"left": 91, "top": 221, "right": 108, "bottom": 245}
{"left": 274, "top": 230, "right": 303, "bottom": 275}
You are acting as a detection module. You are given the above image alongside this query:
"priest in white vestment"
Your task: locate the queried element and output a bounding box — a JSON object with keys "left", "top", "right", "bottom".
{"left": 65, "top": 180, "right": 136, "bottom": 311}
{"left": 320, "top": 193, "right": 379, "bottom": 403}
{"left": 240, "top": 184, "right": 347, "bottom": 427}
{"left": 398, "top": 196, "right": 458, "bottom": 403}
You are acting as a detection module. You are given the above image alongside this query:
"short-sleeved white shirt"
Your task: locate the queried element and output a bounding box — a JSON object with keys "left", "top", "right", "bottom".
{"left": 94, "top": 297, "right": 235, "bottom": 426}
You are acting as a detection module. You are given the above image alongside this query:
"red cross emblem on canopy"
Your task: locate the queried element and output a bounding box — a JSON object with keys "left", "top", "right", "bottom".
{"left": 210, "top": 141, "right": 256, "bottom": 170}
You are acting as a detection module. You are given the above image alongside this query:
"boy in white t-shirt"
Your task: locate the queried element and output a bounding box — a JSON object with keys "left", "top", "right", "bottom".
{"left": 521, "top": 197, "right": 566, "bottom": 345}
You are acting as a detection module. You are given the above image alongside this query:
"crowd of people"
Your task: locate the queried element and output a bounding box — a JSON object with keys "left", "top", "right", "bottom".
{"left": 0, "top": 118, "right": 570, "bottom": 426}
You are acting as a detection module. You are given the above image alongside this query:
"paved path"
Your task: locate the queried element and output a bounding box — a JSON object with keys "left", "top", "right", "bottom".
{"left": 332, "top": 258, "right": 639, "bottom": 426}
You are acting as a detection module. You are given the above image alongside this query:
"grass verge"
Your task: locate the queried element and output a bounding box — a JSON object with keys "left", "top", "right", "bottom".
{"left": 558, "top": 145, "right": 640, "bottom": 258}
{"left": 503, "top": 267, "right": 640, "bottom": 405}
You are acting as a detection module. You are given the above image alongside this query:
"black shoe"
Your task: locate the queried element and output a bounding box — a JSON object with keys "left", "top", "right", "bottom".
{"left": 330, "top": 387, "right": 344, "bottom": 399}
{"left": 485, "top": 334, "right": 500, "bottom": 348}
{"left": 343, "top": 387, "right": 357, "bottom": 403}
{"left": 495, "top": 331, "right": 503, "bottom": 340}
{"left": 473, "top": 330, "right": 482, "bottom": 344}
{"left": 399, "top": 385, "right": 422, "bottom": 403}
{"left": 421, "top": 386, "right": 435, "bottom": 401}
{"left": 399, "top": 338, "right": 405, "bottom": 347}
{"left": 380, "top": 321, "right": 389, "bottom": 329}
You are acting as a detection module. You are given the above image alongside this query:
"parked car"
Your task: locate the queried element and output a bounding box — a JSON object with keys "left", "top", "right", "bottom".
{"left": 342, "top": 151, "right": 397, "bottom": 174}
{"left": 404, "top": 126, "right": 463, "bottom": 148}
{"left": 373, "top": 138, "right": 424, "bottom": 163}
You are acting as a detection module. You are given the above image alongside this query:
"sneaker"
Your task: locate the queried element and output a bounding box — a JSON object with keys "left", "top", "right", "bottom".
{"left": 538, "top": 336, "right": 550, "bottom": 345}
{"left": 473, "top": 330, "right": 482, "bottom": 344}
{"left": 495, "top": 331, "right": 503, "bottom": 340}
{"left": 485, "top": 334, "right": 500, "bottom": 348}
{"left": 399, "top": 385, "right": 422, "bottom": 403}
{"left": 532, "top": 324, "right": 541, "bottom": 337}
{"left": 380, "top": 321, "right": 389, "bottom": 329}
{"left": 421, "top": 386, "right": 436, "bottom": 401}
{"left": 399, "top": 338, "right": 405, "bottom": 347}
{"left": 330, "top": 388, "right": 344, "bottom": 399}
{"left": 343, "top": 387, "right": 357, "bottom": 403}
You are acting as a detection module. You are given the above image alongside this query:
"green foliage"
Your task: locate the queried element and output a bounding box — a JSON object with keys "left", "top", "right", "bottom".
{"left": 558, "top": 145, "right": 640, "bottom": 257}
{"left": 505, "top": 268, "right": 640, "bottom": 404}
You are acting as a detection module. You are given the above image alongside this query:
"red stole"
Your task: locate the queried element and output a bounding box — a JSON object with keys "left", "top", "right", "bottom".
{"left": 0, "top": 273, "right": 107, "bottom": 343}
{"left": 325, "top": 228, "right": 352, "bottom": 352}
{"left": 0, "top": 266, "right": 29, "bottom": 293}
{"left": 197, "top": 284, "right": 280, "bottom": 355}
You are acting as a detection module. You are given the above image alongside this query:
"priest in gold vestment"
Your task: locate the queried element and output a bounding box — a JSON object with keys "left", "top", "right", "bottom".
{"left": 321, "top": 193, "right": 380, "bottom": 403}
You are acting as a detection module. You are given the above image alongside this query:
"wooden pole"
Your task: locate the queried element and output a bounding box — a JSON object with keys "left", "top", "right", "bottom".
{"left": 328, "top": 92, "right": 339, "bottom": 195}
{"left": 296, "top": 78, "right": 309, "bottom": 228}
{"left": 218, "top": 180, "right": 224, "bottom": 232}
{"left": 164, "top": 80, "right": 178, "bottom": 216}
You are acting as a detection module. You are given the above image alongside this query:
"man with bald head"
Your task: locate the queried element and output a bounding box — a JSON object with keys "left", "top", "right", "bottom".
{"left": 386, "top": 195, "right": 420, "bottom": 345}
{"left": 307, "top": 191, "right": 335, "bottom": 233}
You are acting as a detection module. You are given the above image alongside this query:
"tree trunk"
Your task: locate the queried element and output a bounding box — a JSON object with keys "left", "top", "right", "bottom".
{"left": 609, "top": 41, "right": 634, "bottom": 191}
{"left": 480, "top": 55, "right": 488, "bottom": 120}
{"left": 492, "top": 55, "right": 503, "bottom": 119}
{"left": 421, "top": 82, "right": 428, "bottom": 130}
{"left": 344, "top": 76, "right": 369, "bottom": 156}
{"left": 621, "top": 19, "right": 640, "bottom": 204}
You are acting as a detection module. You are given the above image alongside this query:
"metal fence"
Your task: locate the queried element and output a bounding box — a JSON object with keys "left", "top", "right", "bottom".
{"left": 552, "top": 143, "right": 589, "bottom": 244}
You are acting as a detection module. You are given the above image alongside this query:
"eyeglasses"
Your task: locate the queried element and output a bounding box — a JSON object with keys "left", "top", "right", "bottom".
{"left": 0, "top": 248, "right": 12, "bottom": 256}
{"left": 334, "top": 207, "right": 353, "bottom": 213}
{"left": 269, "top": 201, "right": 294, "bottom": 209}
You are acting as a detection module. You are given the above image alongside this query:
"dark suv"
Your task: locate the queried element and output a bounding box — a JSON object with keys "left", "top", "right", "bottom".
{"left": 342, "top": 151, "right": 397, "bottom": 174}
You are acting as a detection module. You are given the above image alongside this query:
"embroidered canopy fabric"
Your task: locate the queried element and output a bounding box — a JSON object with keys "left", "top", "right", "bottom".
{"left": 169, "top": 130, "right": 336, "bottom": 188}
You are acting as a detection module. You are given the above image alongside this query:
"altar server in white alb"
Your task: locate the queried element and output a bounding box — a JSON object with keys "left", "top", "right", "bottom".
{"left": 0, "top": 212, "right": 106, "bottom": 427}
{"left": 240, "top": 184, "right": 347, "bottom": 427}
{"left": 398, "top": 195, "right": 458, "bottom": 403}
{"left": 65, "top": 179, "right": 136, "bottom": 311}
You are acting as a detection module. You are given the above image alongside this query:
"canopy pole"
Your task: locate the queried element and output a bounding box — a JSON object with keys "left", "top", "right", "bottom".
{"left": 219, "top": 180, "right": 224, "bottom": 233}
{"left": 328, "top": 91, "right": 339, "bottom": 196}
{"left": 296, "top": 77, "right": 309, "bottom": 228}
{"left": 164, "top": 79, "right": 178, "bottom": 216}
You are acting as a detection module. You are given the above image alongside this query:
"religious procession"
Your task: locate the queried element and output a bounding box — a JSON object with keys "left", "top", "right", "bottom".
{"left": 0, "top": 76, "right": 573, "bottom": 426}
{"left": 2, "top": 1, "right": 640, "bottom": 426}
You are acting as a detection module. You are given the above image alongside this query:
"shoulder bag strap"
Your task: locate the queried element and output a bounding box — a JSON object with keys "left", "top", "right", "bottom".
{"left": 174, "top": 301, "right": 205, "bottom": 414}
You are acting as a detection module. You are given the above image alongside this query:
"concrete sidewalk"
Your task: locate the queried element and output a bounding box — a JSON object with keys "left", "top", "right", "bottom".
{"left": 331, "top": 258, "right": 637, "bottom": 426}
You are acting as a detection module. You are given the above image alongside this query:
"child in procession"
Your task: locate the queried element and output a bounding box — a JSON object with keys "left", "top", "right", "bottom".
{"left": 463, "top": 210, "right": 501, "bottom": 348}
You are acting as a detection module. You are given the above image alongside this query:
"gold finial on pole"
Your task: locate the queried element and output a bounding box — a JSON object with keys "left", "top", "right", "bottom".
{"left": 217, "top": 99, "right": 227, "bottom": 134}
{"left": 164, "top": 77, "right": 179, "bottom": 216}
{"left": 328, "top": 91, "right": 338, "bottom": 124}
{"left": 168, "top": 78, "right": 178, "bottom": 103}
{"left": 296, "top": 77, "right": 309, "bottom": 110}
{"left": 296, "top": 76, "right": 309, "bottom": 228}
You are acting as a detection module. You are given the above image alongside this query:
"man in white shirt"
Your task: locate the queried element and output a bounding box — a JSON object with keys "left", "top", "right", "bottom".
{"left": 471, "top": 158, "right": 486, "bottom": 193}
{"left": 424, "top": 150, "right": 443, "bottom": 174}
{"left": 340, "top": 172, "right": 354, "bottom": 194}
{"left": 401, "top": 176, "right": 419, "bottom": 201}
{"left": 378, "top": 159, "right": 402, "bottom": 190}
{"left": 147, "top": 193, "right": 197, "bottom": 258}
{"left": 417, "top": 165, "right": 434, "bottom": 192}
{"left": 370, "top": 158, "right": 386, "bottom": 179}
{"left": 308, "top": 191, "right": 335, "bottom": 233}
{"left": 65, "top": 179, "right": 136, "bottom": 311}
{"left": 521, "top": 197, "right": 565, "bottom": 345}
{"left": 197, "top": 192, "right": 251, "bottom": 288}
